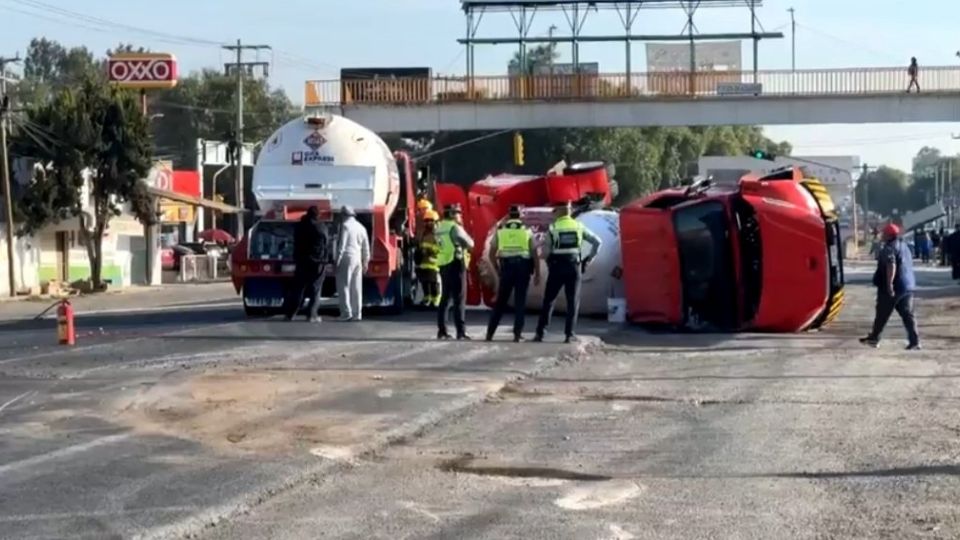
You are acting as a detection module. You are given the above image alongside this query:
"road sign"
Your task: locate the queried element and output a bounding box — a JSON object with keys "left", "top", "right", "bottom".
{"left": 717, "top": 82, "right": 762, "bottom": 96}
{"left": 107, "top": 53, "right": 178, "bottom": 89}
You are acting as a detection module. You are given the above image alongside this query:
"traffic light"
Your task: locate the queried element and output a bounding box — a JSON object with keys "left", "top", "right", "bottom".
{"left": 751, "top": 149, "right": 776, "bottom": 161}
{"left": 513, "top": 132, "right": 525, "bottom": 167}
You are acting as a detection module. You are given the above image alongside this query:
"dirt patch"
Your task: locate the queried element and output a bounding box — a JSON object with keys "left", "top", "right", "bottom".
{"left": 113, "top": 369, "right": 392, "bottom": 455}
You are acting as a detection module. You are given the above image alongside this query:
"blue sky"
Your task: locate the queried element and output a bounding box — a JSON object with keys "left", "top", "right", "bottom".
{"left": 2, "top": 0, "right": 960, "bottom": 171}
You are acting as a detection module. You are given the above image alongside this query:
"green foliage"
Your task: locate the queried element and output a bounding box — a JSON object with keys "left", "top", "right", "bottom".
{"left": 13, "top": 74, "right": 153, "bottom": 288}
{"left": 855, "top": 166, "right": 910, "bottom": 217}
{"left": 150, "top": 70, "right": 298, "bottom": 167}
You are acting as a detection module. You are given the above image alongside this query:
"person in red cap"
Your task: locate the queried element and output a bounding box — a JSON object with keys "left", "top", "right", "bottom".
{"left": 861, "top": 222, "right": 920, "bottom": 349}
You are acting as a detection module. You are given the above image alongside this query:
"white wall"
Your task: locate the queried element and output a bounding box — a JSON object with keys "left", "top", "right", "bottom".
{"left": 0, "top": 227, "right": 41, "bottom": 296}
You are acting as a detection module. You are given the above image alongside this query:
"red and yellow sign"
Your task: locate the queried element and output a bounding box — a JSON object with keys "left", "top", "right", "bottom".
{"left": 107, "top": 53, "right": 179, "bottom": 89}
{"left": 160, "top": 203, "right": 195, "bottom": 223}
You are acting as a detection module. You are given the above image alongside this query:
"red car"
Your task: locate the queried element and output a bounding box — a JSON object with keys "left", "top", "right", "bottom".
{"left": 620, "top": 166, "right": 844, "bottom": 332}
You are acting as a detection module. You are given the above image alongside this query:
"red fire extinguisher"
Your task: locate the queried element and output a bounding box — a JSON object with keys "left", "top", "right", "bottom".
{"left": 57, "top": 299, "right": 75, "bottom": 346}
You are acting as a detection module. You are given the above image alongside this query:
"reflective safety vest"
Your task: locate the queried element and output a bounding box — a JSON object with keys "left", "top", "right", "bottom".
{"left": 549, "top": 215, "right": 584, "bottom": 257}
{"left": 418, "top": 235, "right": 440, "bottom": 271}
{"left": 496, "top": 219, "right": 532, "bottom": 259}
{"left": 435, "top": 219, "right": 464, "bottom": 267}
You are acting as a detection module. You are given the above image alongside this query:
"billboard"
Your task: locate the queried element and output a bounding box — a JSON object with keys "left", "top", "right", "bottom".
{"left": 107, "top": 53, "right": 178, "bottom": 89}
{"left": 645, "top": 41, "right": 742, "bottom": 72}
{"left": 339, "top": 67, "right": 432, "bottom": 104}
{"left": 645, "top": 42, "right": 742, "bottom": 94}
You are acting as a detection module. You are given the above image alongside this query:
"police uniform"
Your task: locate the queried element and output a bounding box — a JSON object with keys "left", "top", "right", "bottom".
{"left": 534, "top": 213, "right": 599, "bottom": 343}
{"left": 485, "top": 217, "right": 535, "bottom": 342}
{"left": 436, "top": 208, "right": 474, "bottom": 339}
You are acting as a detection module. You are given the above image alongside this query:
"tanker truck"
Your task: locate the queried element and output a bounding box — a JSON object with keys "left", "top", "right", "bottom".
{"left": 231, "top": 113, "right": 417, "bottom": 316}
{"left": 434, "top": 161, "right": 622, "bottom": 315}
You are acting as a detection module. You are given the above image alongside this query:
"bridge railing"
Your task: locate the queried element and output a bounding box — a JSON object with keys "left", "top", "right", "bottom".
{"left": 305, "top": 66, "right": 960, "bottom": 107}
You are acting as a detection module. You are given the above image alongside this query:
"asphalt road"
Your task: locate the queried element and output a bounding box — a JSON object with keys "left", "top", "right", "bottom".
{"left": 1, "top": 268, "right": 958, "bottom": 539}
{"left": 0, "top": 285, "right": 596, "bottom": 540}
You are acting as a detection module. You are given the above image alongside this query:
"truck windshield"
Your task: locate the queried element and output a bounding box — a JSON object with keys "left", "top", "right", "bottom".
{"left": 673, "top": 200, "right": 738, "bottom": 330}
{"left": 250, "top": 221, "right": 295, "bottom": 260}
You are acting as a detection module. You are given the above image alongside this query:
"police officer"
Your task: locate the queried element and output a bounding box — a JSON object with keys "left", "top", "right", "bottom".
{"left": 417, "top": 209, "right": 442, "bottom": 308}
{"left": 436, "top": 204, "right": 475, "bottom": 340}
{"left": 533, "top": 202, "right": 601, "bottom": 344}
{"left": 485, "top": 205, "right": 541, "bottom": 342}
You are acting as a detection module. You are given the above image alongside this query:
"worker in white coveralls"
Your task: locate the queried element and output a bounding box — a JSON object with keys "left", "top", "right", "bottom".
{"left": 336, "top": 205, "right": 371, "bottom": 321}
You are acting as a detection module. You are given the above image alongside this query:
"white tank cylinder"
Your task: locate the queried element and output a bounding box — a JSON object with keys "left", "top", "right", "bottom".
{"left": 478, "top": 209, "right": 623, "bottom": 315}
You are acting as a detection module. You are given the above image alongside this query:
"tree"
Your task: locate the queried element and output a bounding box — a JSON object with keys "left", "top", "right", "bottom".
{"left": 509, "top": 44, "right": 559, "bottom": 75}
{"left": 14, "top": 38, "right": 97, "bottom": 106}
{"left": 855, "top": 166, "right": 909, "bottom": 217}
{"left": 148, "top": 70, "right": 298, "bottom": 167}
{"left": 14, "top": 75, "right": 154, "bottom": 289}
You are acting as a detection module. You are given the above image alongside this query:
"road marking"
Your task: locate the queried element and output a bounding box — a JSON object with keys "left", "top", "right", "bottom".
{"left": 0, "top": 390, "right": 36, "bottom": 415}
{"left": 554, "top": 480, "right": 642, "bottom": 510}
{"left": 0, "top": 434, "right": 131, "bottom": 477}
{"left": 398, "top": 501, "right": 442, "bottom": 523}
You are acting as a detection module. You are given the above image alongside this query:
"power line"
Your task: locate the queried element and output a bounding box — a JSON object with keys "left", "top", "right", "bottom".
{"left": 6, "top": 0, "right": 226, "bottom": 47}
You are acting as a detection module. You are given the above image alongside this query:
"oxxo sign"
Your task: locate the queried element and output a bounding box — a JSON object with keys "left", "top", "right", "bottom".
{"left": 107, "top": 53, "right": 179, "bottom": 89}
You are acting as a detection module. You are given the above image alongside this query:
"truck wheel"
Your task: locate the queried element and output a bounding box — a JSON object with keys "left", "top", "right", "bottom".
{"left": 385, "top": 271, "right": 410, "bottom": 315}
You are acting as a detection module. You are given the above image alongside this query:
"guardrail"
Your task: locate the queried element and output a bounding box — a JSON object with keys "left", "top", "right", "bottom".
{"left": 305, "top": 66, "right": 960, "bottom": 107}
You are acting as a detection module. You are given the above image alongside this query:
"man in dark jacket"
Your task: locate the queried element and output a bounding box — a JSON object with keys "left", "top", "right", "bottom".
{"left": 948, "top": 223, "right": 960, "bottom": 280}
{"left": 860, "top": 223, "right": 920, "bottom": 350}
{"left": 284, "top": 206, "right": 329, "bottom": 322}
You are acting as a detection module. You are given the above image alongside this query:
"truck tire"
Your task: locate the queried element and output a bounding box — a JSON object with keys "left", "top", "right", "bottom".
{"left": 244, "top": 304, "right": 270, "bottom": 318}
{"left": 385, "top": 271, "right": 411, "bottom": 315}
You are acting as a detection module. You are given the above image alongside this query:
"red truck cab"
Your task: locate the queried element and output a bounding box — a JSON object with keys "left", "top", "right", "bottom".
{"left": 621, "top": 166, "right": 844, "bottom": 332}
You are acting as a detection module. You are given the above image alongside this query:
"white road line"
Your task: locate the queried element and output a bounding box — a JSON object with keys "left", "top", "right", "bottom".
{"left": 0, "top": 434, "right": 131, "bottom": 477}
{"left": 0, "top": 390, "right": 36, "bottom": 415}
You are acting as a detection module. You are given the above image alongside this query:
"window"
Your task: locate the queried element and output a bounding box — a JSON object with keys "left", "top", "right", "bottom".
{"left": 673, "top": 201, "right": 738, "bottom": 330}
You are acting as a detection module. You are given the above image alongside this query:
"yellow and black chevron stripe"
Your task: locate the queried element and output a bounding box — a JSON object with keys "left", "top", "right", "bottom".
{"left": 800, "top": 178, "right": 837, "bottom": 219}
{"left": 823, "top": 287, "right": 845, "bottom": 325}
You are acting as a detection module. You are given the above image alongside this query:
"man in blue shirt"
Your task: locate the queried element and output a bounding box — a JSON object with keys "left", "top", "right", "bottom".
{"left": 860, "top": 223, "right": 920, "bottom": 350}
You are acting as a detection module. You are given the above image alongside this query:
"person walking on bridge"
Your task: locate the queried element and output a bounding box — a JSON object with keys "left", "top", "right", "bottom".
{"left": 533, "top": 202, "right": 601, "bottom": 344}
{"left": 485, "top": 205, "right": 540, "bottom": 342}
{"left": 336, "top": 205, "right": 370, "bottom": 322}
{"left": 436, "top": 204, "right": 474, "bottom": 340}
{"left": 907, "top": 57, "right": 920, "bottom": 93}
{"left": 860, "top": 223, "right": 920, "bottom": 350}
{"left": 284, "top": 206, "right": 329, "bottom": 323}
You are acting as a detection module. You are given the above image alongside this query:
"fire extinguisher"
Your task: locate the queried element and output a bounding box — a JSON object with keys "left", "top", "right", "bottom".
{"left": 57, "top": 299, "right": 75, "bottom": 346}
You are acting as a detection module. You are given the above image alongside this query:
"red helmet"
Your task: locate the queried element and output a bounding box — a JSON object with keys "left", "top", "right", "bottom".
{"left": 882, "top": 223, "right": 901, "bottom": 239}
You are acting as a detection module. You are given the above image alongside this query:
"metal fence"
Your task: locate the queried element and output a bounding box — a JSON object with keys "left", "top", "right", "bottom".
{"left": 305, "top": 66, "right": 960, "bottom": 107}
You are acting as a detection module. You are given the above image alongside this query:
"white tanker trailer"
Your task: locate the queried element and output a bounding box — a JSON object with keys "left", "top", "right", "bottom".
{"left": 476, "top": 207, "right": 623, "bottom": 314}
{"left": 230, "top": 113, "right": 418, "bottom": 316}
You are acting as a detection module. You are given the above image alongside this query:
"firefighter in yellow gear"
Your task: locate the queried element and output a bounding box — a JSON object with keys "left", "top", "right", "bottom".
{"left": 417, "top": 209, "right": 442, "bottom": 308}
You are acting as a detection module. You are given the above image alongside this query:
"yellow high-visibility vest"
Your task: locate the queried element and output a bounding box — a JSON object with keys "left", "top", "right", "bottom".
{"left": 496, "top": 219, "right": 532, "bottom": 259}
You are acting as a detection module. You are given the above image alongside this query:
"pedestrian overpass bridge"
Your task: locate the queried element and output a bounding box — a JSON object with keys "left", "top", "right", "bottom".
{"left": 304, "top": 66, "right": 960, "bottom": 133}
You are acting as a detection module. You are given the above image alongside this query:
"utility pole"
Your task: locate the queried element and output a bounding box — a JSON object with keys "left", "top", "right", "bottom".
{"left": 221, "top": 40, "right": 270, "bottom": 240}
{"left": 788, "top": 7, "right": 796, "bottom": 72}
{"left": 1, "top": 53, "right": 21, "bottom": 297}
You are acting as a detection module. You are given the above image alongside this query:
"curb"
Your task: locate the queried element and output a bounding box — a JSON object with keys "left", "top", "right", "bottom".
{"left": 136, "top": 338, "right": 600, "bottom": 540}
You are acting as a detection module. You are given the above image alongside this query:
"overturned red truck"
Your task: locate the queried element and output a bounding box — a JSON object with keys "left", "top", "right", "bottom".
{"left": 620, "top": 167, "right": 845, "bottom": 332}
